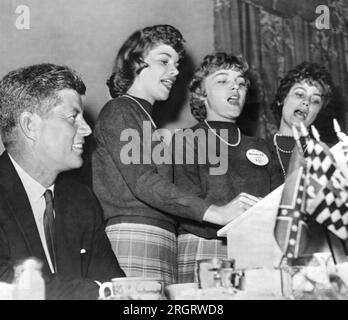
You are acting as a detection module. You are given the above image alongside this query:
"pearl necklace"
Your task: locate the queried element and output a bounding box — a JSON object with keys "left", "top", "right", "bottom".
{"left": 122, "top": 94, "right": 157, "bottom": 129}
{"left": 273, "top": 133, "right": 294, "bottom": 178}
{"left": 273, "top": 133, "right": 294, "bottom": 153}
{"left": 204, "top": 120, "right": 241, "bottom": 147}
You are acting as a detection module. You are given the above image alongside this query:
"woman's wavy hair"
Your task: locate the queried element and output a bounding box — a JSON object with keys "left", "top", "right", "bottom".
{"left": 106, "top": 25, "right": 185, "bottom": 98}
{"left": 271, "top": 61, "right": 333, "bottom": 126}
{"left": 189, "top": 52, "right": 250, "bottom": 122}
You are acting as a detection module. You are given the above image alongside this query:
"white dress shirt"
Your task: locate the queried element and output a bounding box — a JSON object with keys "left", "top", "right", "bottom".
{"left": 9, "top": 154, "right": 56, "bottom": 274}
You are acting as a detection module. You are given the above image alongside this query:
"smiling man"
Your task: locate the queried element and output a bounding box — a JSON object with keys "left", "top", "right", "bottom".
{"left": 0, "top": 63, "right": 124, "bottom": 299}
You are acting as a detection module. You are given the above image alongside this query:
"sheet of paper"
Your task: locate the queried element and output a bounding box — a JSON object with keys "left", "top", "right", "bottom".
{"left": 218, "top": 185, "right": 284, "bottom": 269}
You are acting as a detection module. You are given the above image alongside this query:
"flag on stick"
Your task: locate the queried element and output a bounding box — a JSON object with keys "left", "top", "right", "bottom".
{"left": 306, "top": 169, "right": 348, "bottom": 240}
{"left": 274, "top": 128, "right": 309, "bottom": 261}
{"left": 304, "top": 125, "right": 348, "bottom": 241}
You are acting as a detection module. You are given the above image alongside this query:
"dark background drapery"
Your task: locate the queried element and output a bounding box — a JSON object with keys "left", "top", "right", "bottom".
{"left": 214, "top": 0, "right": 348, "bottom": 144}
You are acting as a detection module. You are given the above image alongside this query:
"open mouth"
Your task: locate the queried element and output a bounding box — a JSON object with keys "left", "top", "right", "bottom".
{"left": 227, "top": 94, "right": 240, "bottom": 104}
{"left": 294, "top": 110, "right": 308, "bottom": 120}
{"left": 72, "top": 143, "right": 84, "bottom": 151}
{"left": 160, "top": 78, "right": 175, "bottom": 90}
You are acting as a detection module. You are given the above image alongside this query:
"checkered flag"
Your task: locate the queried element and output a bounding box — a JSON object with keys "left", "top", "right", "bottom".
{"left": 305, "top": 138, "right": 348, "bottom": 240}
{"left": 274, "top": 145, "right": 309, "bottom": 261}
{"left": 331, "top": 140, "right": 348, "bottom": 182}
{"left": 306, "top": 166, "right": 348, "bottom": 240}
{"left": 306, "top": 138, "right": 336, "bottom": 187}
{"left": 305, "top": 138, "right": 337, "bottom": 211}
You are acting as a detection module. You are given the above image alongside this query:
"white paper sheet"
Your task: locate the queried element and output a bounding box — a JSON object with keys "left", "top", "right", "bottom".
{"left": 217, "top": 185, "right": 284, "bottom": 269}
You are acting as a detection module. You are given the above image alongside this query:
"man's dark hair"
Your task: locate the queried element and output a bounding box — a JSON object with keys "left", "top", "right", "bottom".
{"left": 271, "top": 61, "right": 333, "bottom": 126}
{"left": 189, "top": 52, "right": 250, "bottom": 122}
{"left": 0, "top": 63, "right": 86, "bottom": 147}
{"left": 106, "top": 24, "right": 185, "bottom": 98}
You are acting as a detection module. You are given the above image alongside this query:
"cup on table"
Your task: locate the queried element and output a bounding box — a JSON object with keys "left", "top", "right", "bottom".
{"left": 197, "top": 258, "right": 235, "bottom": 289}
{"left": 280, "top": 253, "right": 335, "bottom": 300}
{"left": 98, "top": 277, "right": 164, "bottom": 300}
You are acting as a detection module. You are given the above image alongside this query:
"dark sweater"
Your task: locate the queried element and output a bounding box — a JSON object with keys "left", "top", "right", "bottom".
{"left": 92, "top": 96, "right": 211, "bottom": 234}
{"left": 173, "top": 121, "right": 283, "bottom": 239}
{"left": 269, "top": 135, "right": 309, "bottom": 184}
{"left": 269, "top": 135, "right": 296, "bottom": 183}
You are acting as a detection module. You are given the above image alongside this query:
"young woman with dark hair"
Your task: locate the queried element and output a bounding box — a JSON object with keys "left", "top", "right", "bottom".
{"left": 270, "top": 62, "right": 333, "bottom": 180}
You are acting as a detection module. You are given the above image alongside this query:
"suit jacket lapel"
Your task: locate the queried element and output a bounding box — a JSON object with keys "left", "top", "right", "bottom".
{"left": 0, "top": 152, "right": 50, "bottom": 274}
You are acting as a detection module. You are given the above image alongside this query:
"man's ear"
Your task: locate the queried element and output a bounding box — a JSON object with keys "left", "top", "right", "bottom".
{"left": 18, "top": 111, "right": 41, "bottom": 142}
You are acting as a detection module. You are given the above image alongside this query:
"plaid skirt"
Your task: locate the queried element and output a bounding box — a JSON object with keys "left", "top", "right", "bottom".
{"left": 177, "top": 233, "right": 227, "bottom": 283}
{"left": 106, "top": 223, "right": 177, "bottom": 285}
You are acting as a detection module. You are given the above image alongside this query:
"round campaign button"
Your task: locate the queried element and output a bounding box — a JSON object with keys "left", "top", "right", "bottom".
{"left": 246, "top": 149, "right": 269, "bottom": 166}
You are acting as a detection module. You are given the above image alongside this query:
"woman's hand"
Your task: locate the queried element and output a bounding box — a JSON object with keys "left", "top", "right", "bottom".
{"left": 203, "top": 193, "right": 261, "bottom": 226}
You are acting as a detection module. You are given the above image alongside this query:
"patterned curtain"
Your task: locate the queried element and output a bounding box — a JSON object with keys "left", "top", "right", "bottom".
{"left": 214, "top": 0, "right": 348, "bottom": 143}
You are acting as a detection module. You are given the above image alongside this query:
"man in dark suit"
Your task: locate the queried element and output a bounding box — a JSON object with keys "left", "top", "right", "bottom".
{"left": 0, "top": 63, "right": 125, "bottom": 299}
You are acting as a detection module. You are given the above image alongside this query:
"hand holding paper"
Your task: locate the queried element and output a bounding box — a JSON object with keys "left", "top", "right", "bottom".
{"left": 203, "top": 192, "right": 261, "bottom": 226}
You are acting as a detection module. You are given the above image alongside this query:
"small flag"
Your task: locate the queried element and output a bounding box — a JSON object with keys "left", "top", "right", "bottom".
{"left": 274, "top": 143, "right": 309, "bottom": 261}
{"left": 306, "top": 166, "right": 348, "bottom": 240}
{"left": 305, "top": 133, "right": 348, "bottom": 240}
{"left": 306, "top": 138, "right": 336, "bottom": 188}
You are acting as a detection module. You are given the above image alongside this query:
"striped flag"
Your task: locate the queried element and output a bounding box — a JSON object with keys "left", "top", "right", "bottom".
{"left": 274, "top": 144, "right": 309, "bottom": 261}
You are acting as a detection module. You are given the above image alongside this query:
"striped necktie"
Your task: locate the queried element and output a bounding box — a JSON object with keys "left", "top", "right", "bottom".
{"left": 43, "top": 189, "right": 57, "bottom": 273}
